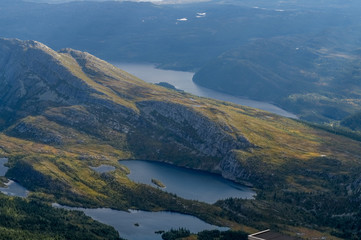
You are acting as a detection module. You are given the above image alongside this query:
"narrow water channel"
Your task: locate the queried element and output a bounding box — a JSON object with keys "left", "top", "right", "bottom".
{"left": 113, "top": 63, "right": 297, "bottom": 118}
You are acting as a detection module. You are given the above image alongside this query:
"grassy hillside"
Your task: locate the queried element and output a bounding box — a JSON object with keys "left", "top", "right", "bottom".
{"left": 1, "top": 39, "right": 361, "bottom": 239}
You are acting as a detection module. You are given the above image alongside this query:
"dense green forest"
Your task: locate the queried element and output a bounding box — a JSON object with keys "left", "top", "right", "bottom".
{"left": 161, "top": 228, "right": 248, "bottom": 240}
{"left": 0, "top": 194, "right": 121, "bottom": 240}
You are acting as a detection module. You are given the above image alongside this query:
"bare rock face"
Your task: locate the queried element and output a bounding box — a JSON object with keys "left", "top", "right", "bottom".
{"left": 7, "top": 120, "right": 64, "bottom": 145}
{"left": 137, "top": 100, "right": 252, "bottom": 158}
{"left": 217, "top": 152, "right": 253, "bottom": 183}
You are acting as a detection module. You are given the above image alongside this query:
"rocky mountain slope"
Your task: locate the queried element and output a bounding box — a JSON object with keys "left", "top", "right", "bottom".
{"left": 2, "top": 38, "right": 361, "bottom": 238}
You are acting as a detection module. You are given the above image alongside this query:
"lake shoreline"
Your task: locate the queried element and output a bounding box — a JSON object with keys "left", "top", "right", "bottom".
{"left": 53, "top": 203, "right": 228, "bottom": 240}
{"left": 119, "top": 159, "right": 255, "bottom": 203}
{"left": 120, "top": 158, "right": 254, "bottom": 188}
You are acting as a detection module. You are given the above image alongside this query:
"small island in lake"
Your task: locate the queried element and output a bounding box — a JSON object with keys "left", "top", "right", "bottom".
{"left": 151, "top": 178, "right": 166, "bottom": 188}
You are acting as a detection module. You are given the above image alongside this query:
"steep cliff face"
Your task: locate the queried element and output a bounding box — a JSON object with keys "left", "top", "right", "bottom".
{"left": 137, "top": 101, "right": 252, "bottom": 158}
{"left": 218, "top": 152, "right": 252, "bottom": 182}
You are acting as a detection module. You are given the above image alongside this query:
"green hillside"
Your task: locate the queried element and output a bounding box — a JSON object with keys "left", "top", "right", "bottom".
{"left": 0, "top": 194, "right": 121, "bottom": 240}
{"left": 1, "top": 38, "right": 361, "bottom": 239}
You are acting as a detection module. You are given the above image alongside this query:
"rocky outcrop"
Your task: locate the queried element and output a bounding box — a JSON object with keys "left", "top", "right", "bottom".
{"left": 217, "top": 152, "right": 253, "bottom": 183}
{"left": 43, "top": 105, "right": 135, "bottom": 141}
{"left": 137, "top": 100, "right": 253, "bottom": 158}
{"left": 6, "top": 119, "right": 64, "bottom": 145}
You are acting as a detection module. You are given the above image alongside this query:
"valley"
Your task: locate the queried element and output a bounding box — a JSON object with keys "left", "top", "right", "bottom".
{"left": 1, "top": 1, "right": 361, "bottom": 239}
{"left": 0, "top": 38, "right": 361, "bottom": 239}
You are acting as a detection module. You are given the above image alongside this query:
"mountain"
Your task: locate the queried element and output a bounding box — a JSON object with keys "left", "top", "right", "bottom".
{"left": 193, "top": 37, "right": 361, "bottom": 122}
{"left": 2, "top": 38, "right": 361, "bottom": 238}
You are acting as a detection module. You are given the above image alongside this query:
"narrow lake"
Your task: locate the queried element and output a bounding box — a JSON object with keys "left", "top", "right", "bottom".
{"left": 53, "top": 204, "right": 227, "bottom": 240}
{"left": 113, "top": 63, "right": 297, "bottom": 118}
{"left": 120, "top": 160, "right": 255, "bottom": 203}
{"left": 0, "top": 158, "right": 28, "bottom": 197}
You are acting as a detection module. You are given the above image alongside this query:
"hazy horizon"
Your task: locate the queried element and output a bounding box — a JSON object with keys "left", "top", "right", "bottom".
{"left": 24, "top": 0, "right": 211, "bottom": 4}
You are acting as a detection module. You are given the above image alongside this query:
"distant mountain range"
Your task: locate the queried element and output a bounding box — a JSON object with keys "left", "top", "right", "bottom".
{"left": 2, "top": 0, "right": 359, "bottom": 70}
{"left": 1, "top": 38, "right": 361, "bottom": 238}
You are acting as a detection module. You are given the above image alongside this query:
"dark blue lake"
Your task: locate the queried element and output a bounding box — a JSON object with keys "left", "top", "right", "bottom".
{"left": 120, "top": 160, "right": 255, "bottom": 203}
